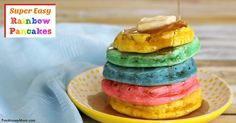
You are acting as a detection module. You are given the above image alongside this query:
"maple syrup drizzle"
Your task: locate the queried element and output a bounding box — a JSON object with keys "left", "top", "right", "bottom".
{"left": 177, "top": 0, "right": 181, "bottom": 20}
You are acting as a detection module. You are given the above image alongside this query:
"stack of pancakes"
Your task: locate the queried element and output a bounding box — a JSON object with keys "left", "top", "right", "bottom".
{"left": 102, "top": 16, "right": 202, "bottom": 119}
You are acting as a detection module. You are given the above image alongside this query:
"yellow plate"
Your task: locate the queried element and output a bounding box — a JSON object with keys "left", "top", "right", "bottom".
{"left": 67, "top": 67, "right": 233, "bottom": 123}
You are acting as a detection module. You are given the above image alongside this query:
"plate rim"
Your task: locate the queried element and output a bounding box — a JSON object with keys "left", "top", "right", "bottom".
{"left": 67, "top": 66, "right": 233, "bottom": 123}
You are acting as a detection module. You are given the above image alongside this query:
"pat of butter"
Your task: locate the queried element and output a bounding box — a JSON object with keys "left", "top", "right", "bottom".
{"left": 137, "top": 16, "right": 176, "bottom": 32}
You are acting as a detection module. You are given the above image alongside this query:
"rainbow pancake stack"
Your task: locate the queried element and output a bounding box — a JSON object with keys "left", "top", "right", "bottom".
{"left": 102, "top": 16, "right": 202, "bottom": 119}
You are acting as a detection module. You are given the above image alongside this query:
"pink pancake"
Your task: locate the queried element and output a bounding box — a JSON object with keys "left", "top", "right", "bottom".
{"left": 102, "top": 75, "right": 200, "bottom": 106}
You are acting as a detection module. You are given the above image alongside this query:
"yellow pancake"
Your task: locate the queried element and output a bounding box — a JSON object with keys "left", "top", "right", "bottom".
{"left": 109, "top": 89, "right": 202, "bottom": 119}
{"left": 113, "top": 26, "right": 194, "bottom": 53}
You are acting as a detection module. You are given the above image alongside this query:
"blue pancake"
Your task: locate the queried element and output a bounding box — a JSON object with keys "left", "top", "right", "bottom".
{"left": 103, "top": 58, "right": 197, "bottom": 86}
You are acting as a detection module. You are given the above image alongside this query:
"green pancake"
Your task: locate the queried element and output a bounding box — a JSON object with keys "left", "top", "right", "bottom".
{"left": 107, "top": 37, "right": 200, "bottom": 67}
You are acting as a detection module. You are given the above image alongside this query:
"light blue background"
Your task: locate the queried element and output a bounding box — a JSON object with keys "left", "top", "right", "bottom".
{"left": 0, "top": 23, "right": 121, "bottom": 123}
